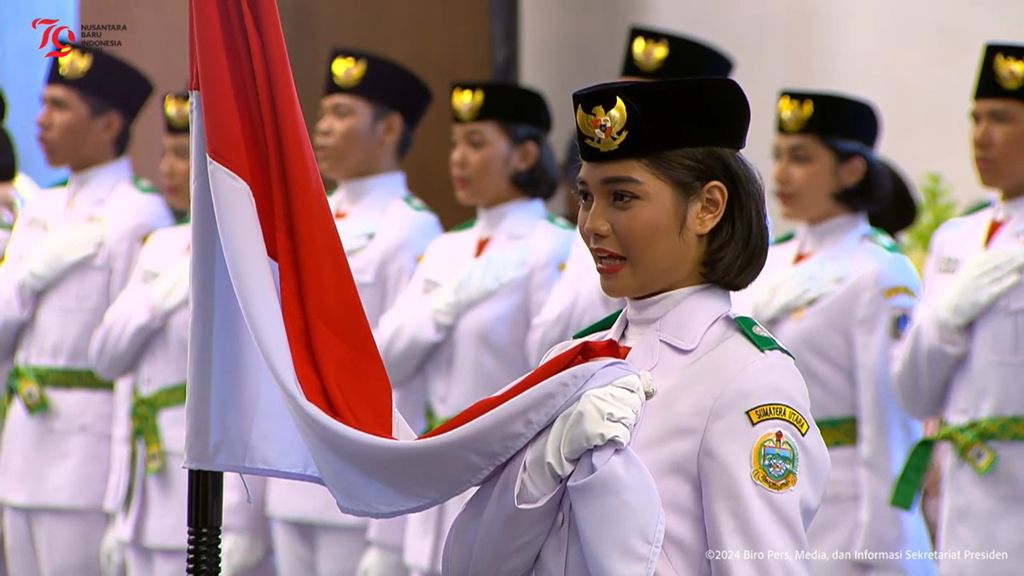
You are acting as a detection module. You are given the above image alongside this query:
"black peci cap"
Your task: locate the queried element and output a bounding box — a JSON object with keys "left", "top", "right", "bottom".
{"left": 46, "top": 44, "right": 153, "bottom": 123}
{"left": 324, "top": 49, "right": 432, "bottom": 130}
{"left": 449, "top": 82, "right": 551, "bottom": 132}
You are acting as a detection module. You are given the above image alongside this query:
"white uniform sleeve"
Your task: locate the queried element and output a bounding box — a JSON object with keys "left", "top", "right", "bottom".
{"left": 700, "top": 355, "right": 829, "bottom": 576}
{"left": 88, "top": 244, "right": 168, "bottom": 381}
{"left": 374, "top": 214, "right": 441, "bottom": 328}
{"left": 850, "top": 256, "right": 925, "bottom": 566}
{"left": 0, "top": 208, "right": 47, "bottom": 360}
{"left": 374, "top": 243, "right": 449, "bottom": 386}
{"left": 524, "top": 232, "right": 573, "bottom": 364}
{"left": 892, "top": 229, "right": 968, "bottom": 419}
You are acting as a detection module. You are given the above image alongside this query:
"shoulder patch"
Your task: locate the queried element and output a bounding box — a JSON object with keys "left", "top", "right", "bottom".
{"left": 133, "top": 176, "right": 157, "bottom": 194}
{"left": 733, "top": 316, "right": 792, "bottom": 358}
{"left": 545, "top": 213, "right": 575, "bottom": 230}
{"left": 403, "top": 195, "right": 432, "bottom": 213}
{"left": 771, "top": 230, "right": 795, "bottom": 246}
{"left": 572, "top": 309, "right": 623, "bottom": 340}
{"left": 960, "top": 198, "right": 993, "bottom": 217}
{"left": 450, "top": 218, "right": 476, "bottom": 232}
{"left": 866, "top": 227, "right": 901, "bottom": 253}
{"left": 746, "top": 403, "right": 809, "bottom": 436}
{"left": 751, "top": 429, "right": 799, "bottom": 493}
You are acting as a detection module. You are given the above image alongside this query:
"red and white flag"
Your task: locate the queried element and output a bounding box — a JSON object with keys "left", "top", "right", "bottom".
{"left": 182, "top": 0, "right": 650, "bottom": 517}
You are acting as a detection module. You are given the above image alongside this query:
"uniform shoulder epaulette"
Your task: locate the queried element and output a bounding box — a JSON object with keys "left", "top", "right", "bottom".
{"left": 572, "top": 309, "right": 623, "bottom": 339}
{"left": 449, "top": 218, "right": 476, "bottom": 232}
{"left": 733, "top": 316, "right": 792, "bottom": 358}
{"left": 545, "top": 213, "right": 575, "bottom": 230}
{"left": 133, "top": 176, "right": 158, "bottom": 194}
{"left": 866, "top": 227, "right": 901, "bottom": 254}
{"left": 770, "top": 230, "right": 795, "bottom": 245}
{"left": 402, "top": 195, "right": 433, "bottom": 213}
{"left": 959, "top": 198, "right": 993, "bottom": 217}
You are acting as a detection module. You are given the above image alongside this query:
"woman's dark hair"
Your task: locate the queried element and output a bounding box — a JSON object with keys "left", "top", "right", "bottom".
{"left": 824, "top": 138, "right": 917, "bottom": 235}
{"left": 824, "top": 138, "right": 888, "bottom": 214}
{"left": 639, "top": 147, "right": 768, "bottom": 291}
{"left": 498, "top": 122, "right": 558, "bottom": 200}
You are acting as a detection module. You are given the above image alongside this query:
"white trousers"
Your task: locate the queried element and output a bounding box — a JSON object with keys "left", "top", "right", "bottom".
{"left": 270, "top": 519, "right": 368, "bottom": 576}
{"left": 3, "top": 507, "right": 106, "bottom": 576}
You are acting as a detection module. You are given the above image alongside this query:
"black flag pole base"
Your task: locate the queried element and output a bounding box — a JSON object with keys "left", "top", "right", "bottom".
{"left": 187, "top": 469, "right": 224, "bottom": 575}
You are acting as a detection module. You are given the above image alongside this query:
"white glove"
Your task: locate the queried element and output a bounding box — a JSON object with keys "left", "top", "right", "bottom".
{"left": 99, "top": 523, "right": 126, "bottom": 576}
{"left": 355, "top": 545, "right": 407, "bottom": 576}
{"left": 431, "top": 246, "right": 530, "bottom": 326}
{"left": 148, "top": 256, "right": 190, "bottom": 317}
{"left": 520, "top": 372, "right": 653, "bottom": 501}
{"left": 220, "top": 532, "right": 267, "bottom": 576}
{"left": 19, "top": 222, "right": 105, "bottom": 294}
{"left": 935, "top": 247, "right": 1024, "bottom": 331}
{"left": 751, "top": 261, "right": 845, "bottom": 324}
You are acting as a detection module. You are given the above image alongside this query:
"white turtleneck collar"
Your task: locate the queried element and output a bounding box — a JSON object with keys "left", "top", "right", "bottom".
{"left": 475, "top": 197, "right": 545, "bottom": 237}
{"left": 995, "top": 194, "right": 1024, "bottom": 223}
{"left": 332, "top": 170, "right": 407, "bottom": 213}
{"left": 67, "top": 156, "right": 132, "bottom": 202}
{"left": 620, "top": 284, "right": 708, "bottom": 347}
{"left": 795, "top": 212, "right": 867, "bottom": 255}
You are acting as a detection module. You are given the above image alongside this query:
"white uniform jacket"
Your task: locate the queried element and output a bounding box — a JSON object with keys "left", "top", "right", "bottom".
{"left": 266, "top": 171, "right": 442, "bottom": 528}
{"left": 0, "top": 157, "right": 171, "bottom": 510}
{"left": 893, "top": 197, "right": 1024, "bottom": 574}
{"left": 89, "top": 223, "right": 269, "bottom": 551}
{"left": 737, "top": 213, "right": 934, "bottom": 575}
{"left": 453, "top": 285, "right": 830, "bottom": 575}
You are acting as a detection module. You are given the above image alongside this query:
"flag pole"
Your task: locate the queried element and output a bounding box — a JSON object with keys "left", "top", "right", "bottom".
{"left": 187, "top": 469, "right": 224, "bottom": 575}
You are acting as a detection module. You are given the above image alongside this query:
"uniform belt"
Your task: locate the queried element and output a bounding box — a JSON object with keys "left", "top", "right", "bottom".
{"left": 422, "top": 403, "right": 451, "bottom": 436}
{"left": 5, "top": 365, "right": 113, "bottom": 415}
{"left": 816, "top": 416, "right": 857, "bottom": 448}
{"left": 891, "top": 416, "right": 1024, "bottom": 510}
{"left": 132, "top": 382, "right": 187, "bottom": 475}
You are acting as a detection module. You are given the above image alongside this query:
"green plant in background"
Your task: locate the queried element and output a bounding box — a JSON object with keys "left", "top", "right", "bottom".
{"left": 901, "top": 172, "right": 958, "bottom": 273}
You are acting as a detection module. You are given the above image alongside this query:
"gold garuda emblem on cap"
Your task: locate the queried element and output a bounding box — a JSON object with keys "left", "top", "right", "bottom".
{"left": 631, "top": 35, "right": 669, "bottom": 73}
{"left": 777, "top": 95, "right": 814, "bottom": 133}
{"left": 331, "top": 55, "right": 368, "bottom": 89}
{"left": 451, "top": 87, "right": 485, "bottom": 122}
{"left": 163, "top": 94, "right": 189, "bottom": 130}
{"left": 994, "top": 52, "right": 1024, "bottom": 91}
{"left": 576, "top": 96, "right": 629, "bottom": 152}
{"left": 57, "top": 48, "right": 93, "bottom": 80}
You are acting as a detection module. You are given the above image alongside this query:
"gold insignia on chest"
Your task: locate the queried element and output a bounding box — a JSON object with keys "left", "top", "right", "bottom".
{"left": 994, "top": 52, "right": 1024, "bottom": 91}
{"left": 576, "top": 96, "right": 629, "bottom": 152}
{"left": 777, "top": 95, "right": 814, "bottom": 133}
{"left": 631, "top": 35, "right": 669, "bottom": 73}
{"left": 331, "top": 55, "right": 368, "bottom": 89}
{"left": 451, "top": 87, "right": 485, "bottom": 122}
{"left": 751, "top": 430, "right": 799, "bottom": 493}
{"left": 58, "top": 48, "right": 93, "bottom": 80}
{"left": 163, "top": 94, "right": 190, "bottom": 130}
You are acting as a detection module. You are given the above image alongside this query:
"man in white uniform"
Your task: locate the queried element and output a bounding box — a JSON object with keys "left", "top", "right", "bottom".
{"left": 0, "top": 44, "right": 172, "bottom": 576}
{"left": 892, "top": 42, "right": 1024, "bottom": 575}
{"left": 266, "top": 48, "right": 441, "bottom": 576}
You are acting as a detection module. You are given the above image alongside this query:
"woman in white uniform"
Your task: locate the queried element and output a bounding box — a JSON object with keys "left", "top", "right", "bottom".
{"left": 734, "top": 91, "right": 934, "bottom": 575}
{"left": 374, "top": 81, "right": 573, "bottom": 575}
{"left": 527, "top": 26, "right": 735, "bottom": 363}
{"left": 449, "top": 77, "right": 831, "bottom": 575}
{"left": 89, "top": 92, "right": 273, "bottom": 576}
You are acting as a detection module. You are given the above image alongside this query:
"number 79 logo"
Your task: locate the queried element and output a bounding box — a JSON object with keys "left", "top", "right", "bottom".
{"left": 32, "top": 18, "right": 76, "bottom": 58}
